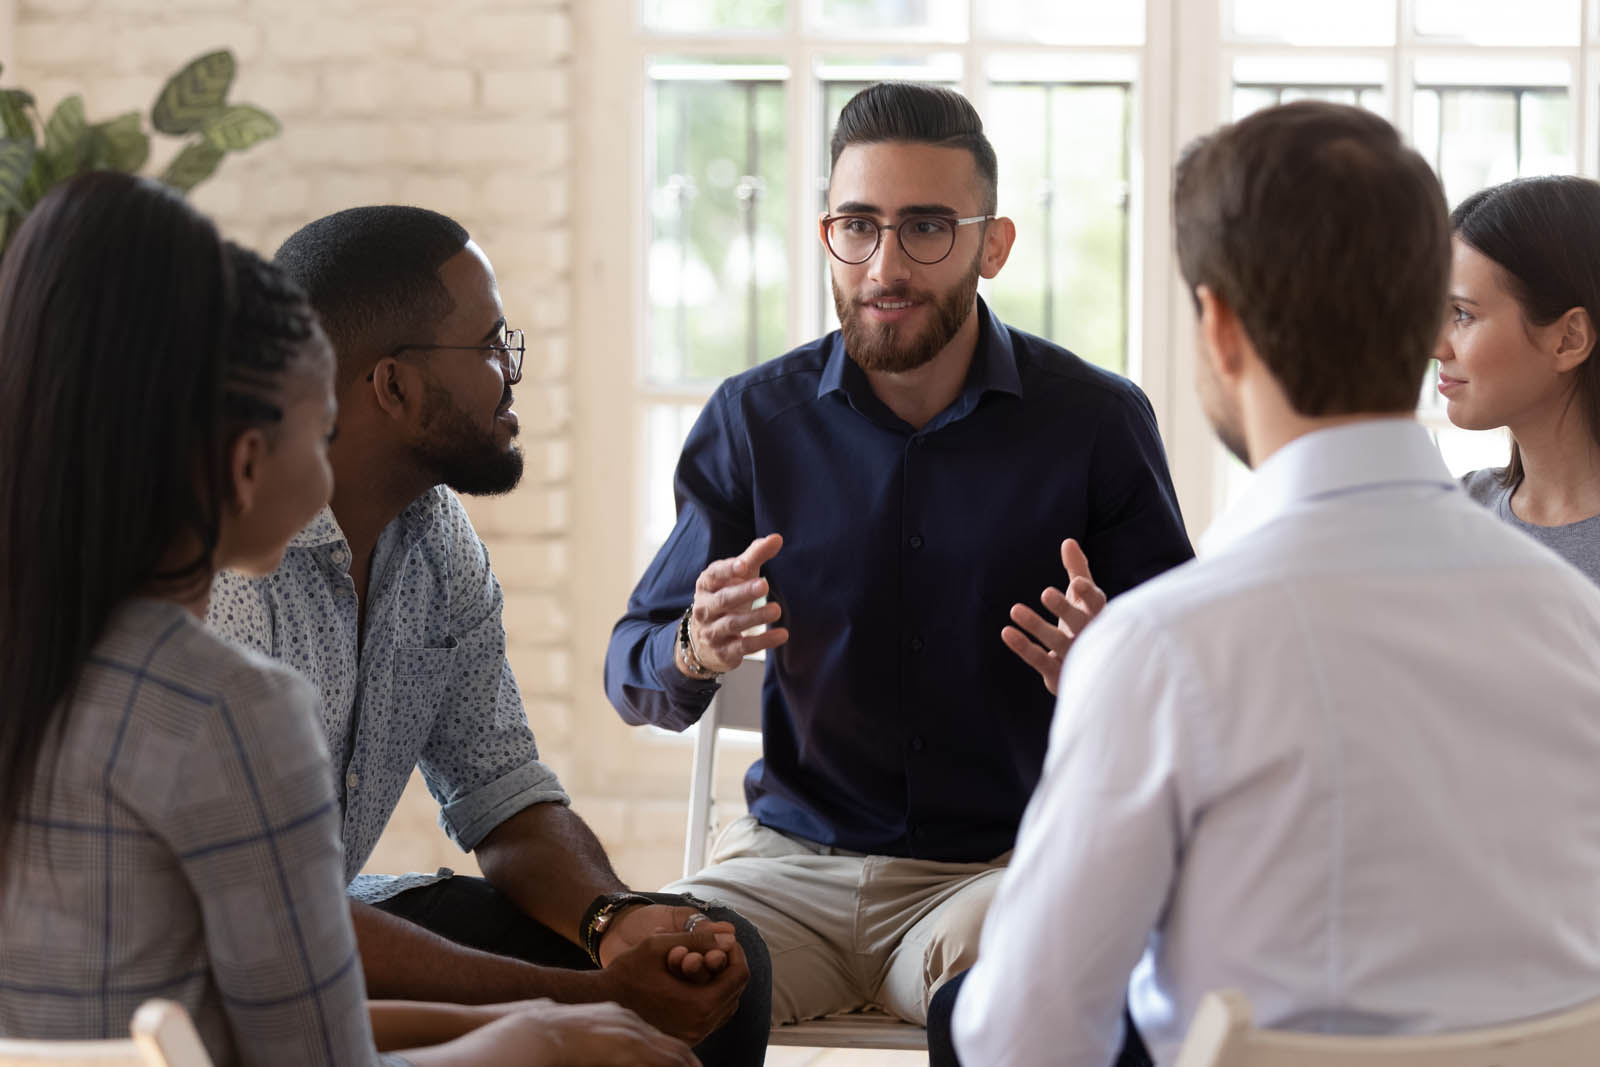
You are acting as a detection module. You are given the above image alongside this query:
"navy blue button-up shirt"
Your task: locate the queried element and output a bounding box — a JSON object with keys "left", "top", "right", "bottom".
{"left": 605, "top": 300, "right": 1194, "bottom": 862}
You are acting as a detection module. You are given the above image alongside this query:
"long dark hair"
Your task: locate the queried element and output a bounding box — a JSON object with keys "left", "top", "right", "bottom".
{"left": 1452, "top": 175, "right": 1600, "bottom": 488}
{"left": 0, "top": 172, "right": 320, "bottom": 872}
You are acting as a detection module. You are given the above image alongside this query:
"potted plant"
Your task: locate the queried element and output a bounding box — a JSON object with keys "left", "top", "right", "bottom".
{"left": 0, "top": 49, "right": 280, "bottom": 253}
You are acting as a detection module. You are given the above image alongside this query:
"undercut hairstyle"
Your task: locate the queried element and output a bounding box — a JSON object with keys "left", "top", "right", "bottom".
{"left": 1174, "top": 101, "right": 1451, "bottom": 416}
{"left": 274, "top": 205, "right": 470, "bottom": 389}
{"left": 830, "top": 82, "right": 999, "bottom": 214}
{"left": 0, "top": 171, "right": 321, "bottom": 878}
{"left": 1452, "top": 175, "right": 1600, "bottom": 490}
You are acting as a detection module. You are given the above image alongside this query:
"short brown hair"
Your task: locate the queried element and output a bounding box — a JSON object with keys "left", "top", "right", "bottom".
{"left": 1174, "top": 101, "right": 1450, "bottom": 415}
{"left": 830, "top": 82, "right": 998, "bottom": 214}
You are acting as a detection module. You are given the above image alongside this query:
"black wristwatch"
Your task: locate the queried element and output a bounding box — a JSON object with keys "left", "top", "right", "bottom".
{"left": 580, "top": 891, "right": 656, "bottom": 966}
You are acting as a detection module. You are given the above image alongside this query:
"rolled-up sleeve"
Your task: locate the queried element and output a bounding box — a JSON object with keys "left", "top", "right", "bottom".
{"left": 419, "top": 493, "right": 569, "bottom": 853}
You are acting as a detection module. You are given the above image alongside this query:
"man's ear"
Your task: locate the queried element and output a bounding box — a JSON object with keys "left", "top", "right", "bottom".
{"left": 1196, "top": 284, "right": 1247, "bottom": 383}
{"left": 979, "top": 216, "right": 1016, "bottom": 279}
{"left": 367, "top": 358, "right": 412, "bottom": 421}
{"left": 1552, "top": 305, "right": 1595, "bottom": 373}
{"left": 228, "top": 428, "right": 268, "bottom": 515}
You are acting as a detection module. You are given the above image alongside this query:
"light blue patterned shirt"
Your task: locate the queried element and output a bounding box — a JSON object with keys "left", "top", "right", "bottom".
{"left": 208, "top": 487, "right": 567, "bottom": 901}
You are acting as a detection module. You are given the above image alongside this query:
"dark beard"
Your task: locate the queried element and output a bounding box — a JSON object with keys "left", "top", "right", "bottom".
{"left": 833, "top": 253, "right": 982, "bottom": 374}
{"left": 411, "top": 376, "right": 524, "bottom": 496}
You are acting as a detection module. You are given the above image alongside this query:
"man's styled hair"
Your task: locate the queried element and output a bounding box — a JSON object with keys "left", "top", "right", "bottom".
{"left": 830, "top": 82, "right": 999, "bottom": 213}
{"left": 274, "top": 205, "right": 470, "bottom": 388}
{"left": 1174, "top": 101, "right": 1450, "bottom": 415}
{"left": 1452, "top": 175, "right": 1600, "bottom": 491}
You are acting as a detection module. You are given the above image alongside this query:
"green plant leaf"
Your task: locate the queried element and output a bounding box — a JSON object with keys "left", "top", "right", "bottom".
{"left": 0, "top": 90, "right": 36, "bottom": 146}
{"left": 200, "top": 104, "right": 279, "bottom": 152}
{"left": 90, "top": 112, "right": 149, "bottom": 173}
{"left": 151, "top": 50, "right": 235, "bottom": 136}
{"left": 160, "top": 139, "right": 223, "bottom": 191}
{"left": 42, "top": 94, "right": 89, "bottom": 183}
{"left": 0, "top": 138, "right": 37, "bottom": 215}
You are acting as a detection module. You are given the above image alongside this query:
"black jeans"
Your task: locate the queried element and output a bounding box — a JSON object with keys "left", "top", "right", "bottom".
{"left": 926, "top": 969, "right": 1153, "bottom": 1067}
{"left": 374, "top": 874, "right": 772, "bottom": 1067}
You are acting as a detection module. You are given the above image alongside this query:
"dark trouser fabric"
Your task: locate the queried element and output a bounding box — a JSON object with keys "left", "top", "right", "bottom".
{"left": 925, "top": 969, "right": 1153, "bottom": 1067}
{"left": 373, "top": 874, "right": 772, "bottom": 1067}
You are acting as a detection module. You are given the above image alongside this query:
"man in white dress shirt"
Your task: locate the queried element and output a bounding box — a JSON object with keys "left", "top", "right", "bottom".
{"left": 948, "top": 100, "right": 1600, "bottom": 1066}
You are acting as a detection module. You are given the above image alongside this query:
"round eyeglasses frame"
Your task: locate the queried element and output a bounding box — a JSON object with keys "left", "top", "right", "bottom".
{"left": 820, "top": 213, "right": 995, "bottom": 266}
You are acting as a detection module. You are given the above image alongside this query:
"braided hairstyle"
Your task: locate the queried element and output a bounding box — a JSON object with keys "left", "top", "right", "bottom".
{"left": 0, "top": 172, "right": 326, "bottom": 878}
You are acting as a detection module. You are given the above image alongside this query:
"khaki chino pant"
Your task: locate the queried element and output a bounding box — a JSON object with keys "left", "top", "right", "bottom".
{"left": 665, "top": 813, "right": 1008, "bottom": 1026}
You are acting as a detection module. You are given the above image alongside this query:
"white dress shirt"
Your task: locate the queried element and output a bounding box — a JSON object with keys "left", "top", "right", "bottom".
{"left": 953, "top": 419, "right": 1600, "bottom": 1066}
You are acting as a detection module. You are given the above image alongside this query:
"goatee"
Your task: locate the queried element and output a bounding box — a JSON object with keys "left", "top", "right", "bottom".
{"left": 411, "top": 377, "right": 525, "bottom": 496}
{"left": 834, "top": 254, "right": 981, "bottom": 374}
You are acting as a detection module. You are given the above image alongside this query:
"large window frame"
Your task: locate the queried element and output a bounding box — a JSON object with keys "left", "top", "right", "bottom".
{"left": 582, "top": 0, "right": 1600, "bottom": 582}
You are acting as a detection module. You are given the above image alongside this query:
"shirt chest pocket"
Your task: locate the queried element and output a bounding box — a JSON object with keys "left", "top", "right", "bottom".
{"left": 393, "top": 638, "right": 459, "bottom": 712}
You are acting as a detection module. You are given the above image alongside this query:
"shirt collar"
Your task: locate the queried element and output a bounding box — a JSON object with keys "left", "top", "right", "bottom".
{"left": 817, "top": 295, "right": 1024, "bottom": 413}
{"left": 288, "top": 506, "right": 347, "bottom": 549}
{"left": 1200, "top": 418, "right": 1458, "bottom": 556}
{"left": 286, "top": 492, "right": 441, "bottom": 552}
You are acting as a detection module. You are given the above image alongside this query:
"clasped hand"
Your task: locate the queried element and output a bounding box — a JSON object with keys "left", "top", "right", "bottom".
{"left": 596, "top": 903, "right": 749, "bottom": 1046}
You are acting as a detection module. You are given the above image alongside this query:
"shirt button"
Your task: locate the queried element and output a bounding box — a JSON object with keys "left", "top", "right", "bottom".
{"left": 330, "top": 547, "right": 349, "bottom": 566}
{"left": 910, "top": 736, "right": 926, "bottom": 752}
{"left": 909, "top": 637, "right": 925, "bottom": 653}
{"left": 346, "top": 771, "right": 360, "bottom": 791}
{"left": 908, "top": 535, "right": 924, "bottom": 550}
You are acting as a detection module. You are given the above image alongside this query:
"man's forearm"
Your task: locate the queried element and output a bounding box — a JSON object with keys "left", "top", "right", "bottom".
{"left": 476, "top": 802, "right": 628, "bottom": 943}
{"left": 352, "top": 899, "right": 607, "bottom": 1003}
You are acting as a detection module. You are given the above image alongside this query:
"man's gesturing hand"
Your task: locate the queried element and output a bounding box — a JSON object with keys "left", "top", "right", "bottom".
{"left": 1001, "top": 538, "right": 1108, "bottom": 695}
{"left": 677, "top": 533, "right": 789, "bottom": 677}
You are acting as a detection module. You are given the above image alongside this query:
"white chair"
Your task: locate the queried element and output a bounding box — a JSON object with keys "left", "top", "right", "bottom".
{"left": 0, "top": 1000, "right": 212, "bottom": 1066}
{"left": 683, "top": 656, "right": 929, "bottom": 1051}
{"left": 1175, "top": 989, "right": 1600, "bottom": 1067}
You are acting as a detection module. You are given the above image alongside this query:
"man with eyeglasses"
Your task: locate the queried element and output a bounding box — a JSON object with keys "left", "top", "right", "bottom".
{"left": 209, "top": 206, "right": 771, "bottom": 1066}
{"left": 607, "top": 82, "right": 1193, "bottom": 1042}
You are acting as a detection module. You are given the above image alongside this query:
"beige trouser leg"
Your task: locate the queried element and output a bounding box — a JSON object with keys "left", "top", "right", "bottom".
{"left": 664, "top": 814, "right": 1008, "bottom": 1026}
{"left": 868, "top": 856, "right": 1007, "bottom": 1023}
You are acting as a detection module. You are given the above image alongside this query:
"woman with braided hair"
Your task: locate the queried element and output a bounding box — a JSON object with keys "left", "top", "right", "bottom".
{"left": 0, "top": 172, "right": 695, "bottom": 1067}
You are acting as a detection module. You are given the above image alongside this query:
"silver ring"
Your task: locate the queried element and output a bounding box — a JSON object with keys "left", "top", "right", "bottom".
{"left": 684, "top": 912, "right": 710, "bottom": 932}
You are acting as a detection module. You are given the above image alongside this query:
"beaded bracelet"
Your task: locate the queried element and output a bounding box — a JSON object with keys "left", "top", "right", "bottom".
{"left": 677, "top": 605, "right": 720, "bottom": 679}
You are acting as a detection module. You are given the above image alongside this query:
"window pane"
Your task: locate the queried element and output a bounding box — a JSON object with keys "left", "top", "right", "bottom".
{"left": 1413, "top": 88, "right": 1571, "bottom": 205}
{"left": 1431, "top": 424, "right": 1513, "bottom": 478}
{"left": 645, "top": 0, "right": 787, "bottom": 31}
{"left": 1414, "top": 0, "right": 1579, "bottom": 45}
{"left": 986, "top": 79, "right": 1132, "bottom": 374}
{"left": 980, "top": 0, "right": 1143, "bottom": 44}
{"left": 641, "top": 403, "right": 706, "bottom": 570}
{"left": 1229, "top": 0, "right": 1395, "bottom": 45}
{"left": 1231, "top": 57, "right": 1389, "bottom": 120}
{"left": 808, "top": 0, "right": 966, "bottom": 37}
{"left": 649, "top": 62, "right": 790, "bottom": 384}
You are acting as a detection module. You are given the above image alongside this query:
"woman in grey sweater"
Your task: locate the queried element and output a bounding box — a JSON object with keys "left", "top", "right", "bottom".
{"left": 1435, "top": 175, "right": 1600, "bottom": 586}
